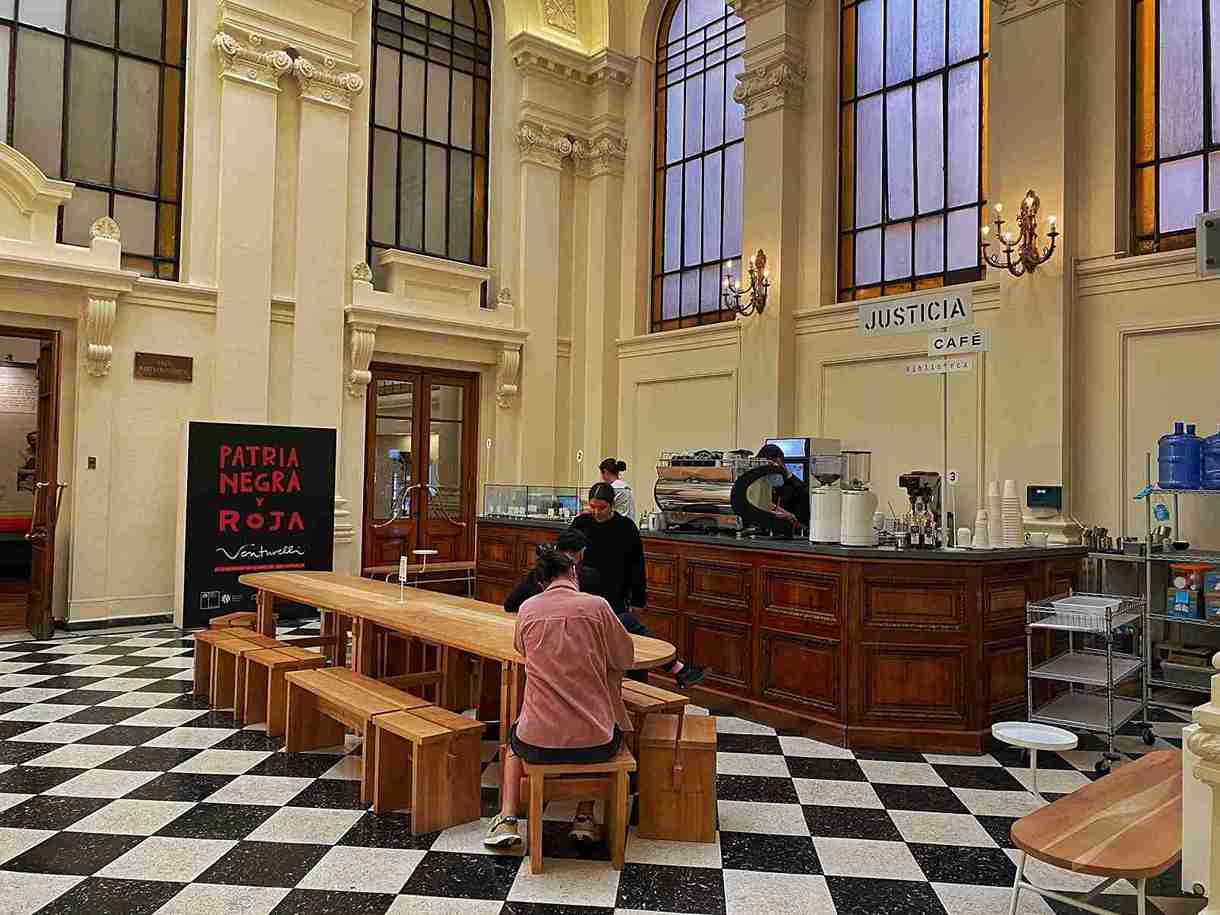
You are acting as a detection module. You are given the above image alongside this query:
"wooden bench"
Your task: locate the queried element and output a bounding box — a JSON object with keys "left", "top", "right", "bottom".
{"left": 523, "top": 747, "right": 637, "bottom": 875}
{"left": 241, "top": 647, "right": 329, "bottom": 736}
{"left": 283, "top": 667, "right": 430, "bottom": 802}
{"left": 621, "top": 679, "right": 688, "bottom": 757}
{"left": 367, "top": 706, "right": 485, "bottom": 831}
{"left": 211, "top": 633, "right": 284, "bottom": 714}
{"left": 192, "top": 628, "right": 258, "bottom": 699}
{"left": 1009, "top": 750, "right": 1182, "bottom": 915}
{"left": 637, "top": 713, "right": 717, "bottom": 843}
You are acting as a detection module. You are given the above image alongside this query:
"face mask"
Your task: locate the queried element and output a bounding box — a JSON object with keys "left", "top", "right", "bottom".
{"left": 767, "top": 473, "right": 785, "bottom": 488}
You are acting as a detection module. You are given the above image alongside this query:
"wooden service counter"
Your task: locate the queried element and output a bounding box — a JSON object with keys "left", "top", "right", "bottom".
{"left": 476, "top": 517, "right": 1086, "bottom": 754}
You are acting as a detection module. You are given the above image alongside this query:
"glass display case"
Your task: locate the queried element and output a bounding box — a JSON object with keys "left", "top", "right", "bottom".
{"left": 482, "top": 484, "right": 581, "bottom": 519}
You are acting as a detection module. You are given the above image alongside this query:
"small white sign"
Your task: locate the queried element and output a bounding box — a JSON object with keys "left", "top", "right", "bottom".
{"left": 905, "top": 357, "right": 974, "bottom": 376}
{"left": 947, "top": 469, "right": 961, "bottom": 485}
{"left": 928, "top": 326, "right": 990, "bottom": 356}
{"left": 859, "top": 288, "right": 973, "bottom": 336}
{"left": 576, "top": 450, "right": 584, "bottom": 464}
{"left": 399, "top": 555, "right": 408, "bottom": 581}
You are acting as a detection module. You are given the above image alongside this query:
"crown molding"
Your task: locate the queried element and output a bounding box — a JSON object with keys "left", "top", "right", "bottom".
{"left": 729, "top": 0, "right": 812, "bottom": 21}
{"left": 310, "top": 0, "right": 367, "bottom": 10}
{"left": 991, "top": 0, "right": 1083, "bottom": 26}
{"left": 345, "top": 303, "right": 529, "bottom": 349}
{"left": 218, "top": 0, "right": 356, "bottom": 63}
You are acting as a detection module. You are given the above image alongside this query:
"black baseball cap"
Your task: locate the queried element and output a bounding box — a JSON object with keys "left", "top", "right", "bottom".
{"left": 757, "top": 444, "right": 785, "bottom": 462}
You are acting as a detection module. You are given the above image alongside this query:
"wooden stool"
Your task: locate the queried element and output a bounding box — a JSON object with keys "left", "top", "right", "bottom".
{"left": 522, "top": 747, "right": 637, "bottom": 875}
{"left": 209, "top": 611, "right": 259, "bottom": 630}
{"left": 192, "top": 629, "right": 255, "bottom": 699}
{"left": 368, "top": 706, "right": 485, "bottom": 831}
{"left": 621, "top": 680, "right": 688, "bottom": 757}
{"left": 284, "top": 667, "right": 430, "bottom": 803}
{"left": 242, "top": 647, "right": 328, "bottom": 736}
{"left": 637, "top": 713, "right": 717, "bottom": 843}
{"left": 211, "top": 633, "right": 283, "bottom": 714}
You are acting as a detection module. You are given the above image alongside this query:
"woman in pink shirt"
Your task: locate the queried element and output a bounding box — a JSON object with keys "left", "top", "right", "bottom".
{"left": 484, "top": 548, "right": 634, "bottom": 849}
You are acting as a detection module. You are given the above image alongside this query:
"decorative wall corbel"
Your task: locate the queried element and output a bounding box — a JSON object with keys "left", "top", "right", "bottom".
{"left": 347, "top": 322, "right": 376, "bottom": 397}
{"left": 496, "top": 344, "right": 523, "bottom": 409}
{"left": 83, "top": 292, "right": 117, "bottom": 378}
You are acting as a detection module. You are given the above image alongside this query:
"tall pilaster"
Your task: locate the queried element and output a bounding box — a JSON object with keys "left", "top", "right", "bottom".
{"left": 212, "top": 31, "right": 291, "bottom": 422}
{"left": 732, "top": 0, "right": 810, "bottom": 445}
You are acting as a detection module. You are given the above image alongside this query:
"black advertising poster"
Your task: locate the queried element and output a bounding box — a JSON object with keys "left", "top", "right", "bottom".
{"left": 181, "top": 422, "right": 336, "bottom": 629}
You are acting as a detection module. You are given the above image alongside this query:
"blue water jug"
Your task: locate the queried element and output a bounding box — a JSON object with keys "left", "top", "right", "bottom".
{"left": 1158, "top": 421, "right": 1203, "bottom": 489}
{"left": 1204, "top": 425, "right": 1220, "bottom": 490}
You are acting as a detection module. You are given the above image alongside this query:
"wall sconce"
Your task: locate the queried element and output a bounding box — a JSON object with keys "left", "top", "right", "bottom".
{"left": 979, "top": 190, "right": 1059, "bottom": 277}
{"left": 722, "top": 249, "right": 771, "bottom": 317}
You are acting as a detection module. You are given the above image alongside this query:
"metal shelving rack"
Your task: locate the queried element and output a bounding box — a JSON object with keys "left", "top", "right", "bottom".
{"left": 1139, "top": 454, "right": 1220, "bottom": 716}
{"left": 1025, "top": 591, "right": 1147, "bottom": 774}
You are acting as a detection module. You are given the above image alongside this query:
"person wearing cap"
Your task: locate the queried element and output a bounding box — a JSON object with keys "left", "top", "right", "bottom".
{"left": 503, "top": 529, "right": 600, "bottom": 613}
{"left": 570, "top": 482, "right": 705, "bottom": 688}
{"left": 758, "top": 443, "right": 811, "bottom": 529}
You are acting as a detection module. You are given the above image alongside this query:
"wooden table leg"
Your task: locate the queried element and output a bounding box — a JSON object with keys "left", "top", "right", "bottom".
{"left": 353, "top": 619, "right": 378, "bottom": 676}
{"left": 256, "top": 590, "right": 276, "bottom": 637}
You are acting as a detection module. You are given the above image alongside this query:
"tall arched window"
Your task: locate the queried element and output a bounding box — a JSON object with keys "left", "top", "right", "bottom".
{"left": 369, "top": 0, "right": 491, "bottom": 278}
{"left": 651, "top": 0, "right": 745, "bottom": 333}
{"left": 838, "top": 0, "right": 989, "bottom": 300}
{"left": 1, "top": 1, "right": 187, "bottom": 278}
{"left": 1132, "top": 0, "right": 1217, "bottom": 253}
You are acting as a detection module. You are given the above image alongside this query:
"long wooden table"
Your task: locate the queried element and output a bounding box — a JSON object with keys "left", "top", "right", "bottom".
{"left": 238, "top": 571, "right": 677, "bottom": 781}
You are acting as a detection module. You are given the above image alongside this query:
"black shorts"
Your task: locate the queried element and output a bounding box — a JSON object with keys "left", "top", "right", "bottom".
{"left": 509, "top": 724, "right": 623, "bottom": 765}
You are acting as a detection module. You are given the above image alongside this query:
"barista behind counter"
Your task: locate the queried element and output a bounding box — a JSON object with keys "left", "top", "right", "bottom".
{"left": 758, "top": 443, "right": 810, "bottom": 530}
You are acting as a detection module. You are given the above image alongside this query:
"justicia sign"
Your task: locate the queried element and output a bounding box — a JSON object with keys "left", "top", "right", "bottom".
{"left": 857, "top": 288, "right": 974, "bottom": 336}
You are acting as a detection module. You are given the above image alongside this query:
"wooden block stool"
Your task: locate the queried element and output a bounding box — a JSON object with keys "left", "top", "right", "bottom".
{"left": 211, "top": 633, "right": 283, "bottom": 715}
{"left": 368, "top": 706, "right": 485, "bottom": 832}
{"left": 192, "top": 629, "right": 255, "bottom": 700}
{"left": 621, "top": 680, "right": 688, "bottom": 757}
{"left": 522, "top": 747, "right": 637, "bottom": 875}
{"left": 209, "top": 612, "right": 257, "bottom": 630}
{"left": 242, "top": 647, "right": 328, "bottom": 736}
{"left": 637, "top": 713, "right": 717, "bottom": 843}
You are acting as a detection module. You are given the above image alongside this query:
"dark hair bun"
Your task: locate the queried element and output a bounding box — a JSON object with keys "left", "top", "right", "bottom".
{"left": 535, "top": 549, "right": 576, "bottom": 585}
{"left": 589, "top": 482, "right": 616, "bottom": 503}
{"left": 616, "top": 460, "right": 627, "bottom": 473}
{"left": 599, "top": 457, "right": 627, "bottom": 475}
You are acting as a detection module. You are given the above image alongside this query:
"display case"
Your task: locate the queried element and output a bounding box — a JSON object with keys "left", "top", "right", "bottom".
{"left": 482, "top": 484, "right": 581, "bottom": 520}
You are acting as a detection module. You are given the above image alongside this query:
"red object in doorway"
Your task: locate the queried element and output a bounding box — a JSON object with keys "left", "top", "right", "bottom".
{"left": 0, "top": 515, "right": 30, "bottom": 535}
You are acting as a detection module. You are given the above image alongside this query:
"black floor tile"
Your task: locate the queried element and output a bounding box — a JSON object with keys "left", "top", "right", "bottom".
{"left": 990, "top": 745, "right": 1075, "bottom": 770}
{"left": 212, "top": 729, "right": 283, "bottom": 752}
{"left": 908, "top": 843, "right": 1018, "bottom": 886}
{"left": 0, "top": 794, "right": 112, "bottom": 830}
{"left": 27, "top": 677, "right": 111, "bottom": 691}
{"left": 715, "top": 733, "right": 784, "bottom": 755}
{"left": 287, "top": 777, "right": 366, "bottom": 810}
{"left": 0, "top": 763, "right": 85, "bottom": 793}
{"left": 156, "top": 693, "right": 211, "bottom": 710}
{"left": 536, "top": 820, "right": 611, "bottom": 862}
{"left": 826, "top": 875, "right": 949, "bottom": 914}
{"left": 719, "top": 831, "right": 820, "bottom": 874}
{"left": 714, "top": 774, "right": 800, "bottom": 804}
{"left": 18, "top": 663, "right": 89, "bottom": 677}
{"left": 100, "top": 746, "right": 202, "bottom": 772}
{"left": 270, "top": 890, "right": 395, "bottom": 914}
{"left": 195, "top": 840, "right": 331, "bottom": 887}
{"left": 59, "top": 705, "right": 147, "bottom": 726}
{"left": 614, "top": 863, "right": 727, "bottom": 915}
{"left": 784, "top": 757, "right": 867, "bottom": 782}
{"left": 184, "top": 711, "right": 238, "bottom": 730}
{"left": 931, "top": 764, "right": 1027, "bottom": 792}
{"left": 33, "top": 876, "right": 185, "bottom": 915}
{"left": 802, "top": 805, "right": 902, "bottom": 841}
{"left": 76, "top": 725, "right": 170, "bottom": 746}
{"left": 977, "top": 815, "right": 1019, "bottom": 849}
{"left": 125, "top": 772, "right": 235, "bottom": 802}
{"left": 1, "top": 830, "right": 144, "bottom": 875}
{"left": 871, "top": 783, "right": 970, "bottom": 814}
{"left": 338, "top": 811, "right": 442, "bottom": 850}
{"left": 0, "top": 737, "right": 56, "bottom": 762}
{"left": 246, "top": 752, "right": 340, "bottom": 780}
{"left": 156, "top": 801, "right": 277, "bottom": 840}
{"left": 135, "top": 679, "right": 194, "bottom": 694}
{"left": 400, "top": 850, "right": 521, "bottom": 900}
{"left": 853, "top": 748, "right": 928, "bottom": 763}
{"left": 37, "top": 690, "right": 111, "bottom": 706}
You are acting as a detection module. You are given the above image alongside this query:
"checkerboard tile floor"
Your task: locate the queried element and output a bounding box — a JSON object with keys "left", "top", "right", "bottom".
{"left": 0, "top": 621, "right": 1201, "bottom": 914}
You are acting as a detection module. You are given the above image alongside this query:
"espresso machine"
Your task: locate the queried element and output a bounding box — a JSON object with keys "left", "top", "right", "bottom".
{"left": 899, "top": 472, "right": 942, "bottom": 526}
{"left": 809, "top": 453, "right": 844, "bottom": 543}
{"left": 840, "top": 450, "right": 878, "bottom": 547}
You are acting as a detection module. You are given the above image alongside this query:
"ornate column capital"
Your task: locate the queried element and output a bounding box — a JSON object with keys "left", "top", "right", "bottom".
{"left": 572, "top": 129, "right": 628, "bottom": 179}
{"left": 83, "top": 291, "right": 118, "bottom": 378}
{"left": 293, "top": 56, "right": 365, "bottom": 111}
{"left": 516, "top": 119, "right": 574, "bottom": 170}
{"left": 213, "top": 31, "right": 293, "bottom": 91}
{"left": 496, "top": 344, "right": 523, "bottom": 409}
{"left": 346, "top": 322, "right": 376, "bottom": 397}
{"left": 734, "top": 53, "right": 807, "bottom": 119}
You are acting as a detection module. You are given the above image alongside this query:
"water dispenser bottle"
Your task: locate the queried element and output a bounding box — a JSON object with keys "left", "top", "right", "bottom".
{"left": 1204, "top": 425, "right": 1220, "bottom": 490}
{"left": 1159, "top": 421, "right": 1202, "bottom": 490}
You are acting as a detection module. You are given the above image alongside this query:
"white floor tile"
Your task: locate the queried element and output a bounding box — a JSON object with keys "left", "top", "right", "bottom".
{"left": 45, "top": 768, "right": 160, "bottom": 799}
{"left": 507, "top": 856, "right": 621, "bottom": 907}
{"left": 245, "top": 807, "right": 364, "bottom": 844}
{"left": 716, "top": 752, "right": 791, "bottom": 778}
{"left": 777, "top": 736, "right": 855, "bottom": 759}
{"left": 145, "top": 727, "right": 236, "bottom": 749}
{"left": 8, "top": 722, "right": 108, "bottom": 744}
{"left": 385, "top": 897, "right": 502, "bottom": 914}
{"left": 120, "top": 707, "right": 212, "bottom": 728}
{"left": 77, "top": 677, "right": 162, "bottom": 693}
{"left": 0, "top": 828, "right": 55, "bottom": 866}
{"left": 99, "top": 836, "right": 237, "bottom": 882}
{"left": 813, "top": 837, "right": 926, "bottom": 881}
{"left": 129, "top": 647, "right": 191, "bottom": 658}
{"left": 793, "top": 779, "right": 884, "bottom": 809}
{"left": 298, "top": 846, "right": 426, "bottom": 894}
{"left": 888, "top": 810, "right": 999, "bottom": 847}
{"left": 858, "top": 760, "right": 947, "bottom": 787}
{"left": 203, "top": 775, "right": 313, "bottom": 807}
{"left": 1008, "top": 767, "right": 1091, "bottom": 795}
{"left": 153, "top": 884, "right": 289, "bottom": 915}
{"left": 716, "top": 800, "right": 810, "bottom": 836}
{"left": 934, "top": 881, "right": 1056, "bottom": 915}
{"left": 97, "top": 692, "right": 178, "bottom": 709}
{"left": 923, "top": 753, "right": 1001, "bottom": 767}
{"left": 156, "top": 656, "right": 196, "bottom": 669}
{"left": 713, "top": 716, "right": 777, "bottom": 736}
{"left": 0, "top": 688, "right": 67, "bottom": 704}
{"left": 66, "top": 799, "right": 195, "bottom": 836}
{"left": 723, "top": 870, "right": 834, "bottom": 915}
{"left": 0, "top": 794, "right": 30, "bottom": 814}
{"left": 18, "top": 744, "right": 128, "bottom": 769}
{"left": 0, "top": 663, "right": 37, "bottom": 675}
{"left": 625, "top": 830, "right": 722, "bottom": 868}
{"left": 0, "top": 703, "right": 88, "bottom": 723}
{"left": 1005, "top": 850, "right": 1136, "bottom": 895}
{"left": 171, "top": 749, "right": 271, "bottom": 775}
{"left": 951, "top": 788, "right": 1042, "bottom": 818}
{"left": 429, "top": 816, "right": 527, "bottom": 857}
{"left": 69, "top": 665, "right": 138, "bottom": 679}
{"left": 0, "top": 675, "right": 50, "bottom": 689}
{"left": 318, "top": 755, "right": 362, "bottom": 781}
{"left": 0, "top": 871, "right": 83, "bottom": 915}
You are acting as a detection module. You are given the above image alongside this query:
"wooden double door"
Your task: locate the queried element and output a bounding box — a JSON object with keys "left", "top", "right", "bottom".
{"left": 361, "top": 365, "right": 479, "bottom": 574}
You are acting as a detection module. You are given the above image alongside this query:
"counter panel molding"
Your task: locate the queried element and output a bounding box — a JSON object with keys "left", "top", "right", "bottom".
{"left": 475, "top": 519, "right": 1085, "bottom": 753}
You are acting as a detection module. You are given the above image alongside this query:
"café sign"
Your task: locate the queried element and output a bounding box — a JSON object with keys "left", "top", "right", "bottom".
{"left": 928, "top": 325, "right": 990, "bottom": 356}
{"left": 858, "top": 288, "right": 973, "bottom": 336}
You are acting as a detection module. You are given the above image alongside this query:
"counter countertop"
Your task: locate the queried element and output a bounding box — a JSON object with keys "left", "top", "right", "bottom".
{"left": 477, "top": 516, "right": 1086, "bottom": 563}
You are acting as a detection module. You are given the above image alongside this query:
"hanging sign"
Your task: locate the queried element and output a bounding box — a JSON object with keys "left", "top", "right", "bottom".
{"left": 176, "top": 422, "right": 336, "bottom": 628}
{"left": 858, "top": 288, "right": 974, "bottom": 336}
{"left": 905, "top": 357, "right": 974, "bottom": 376}
{"left": 928, "top": 326, "right": 990, "bottom": 356}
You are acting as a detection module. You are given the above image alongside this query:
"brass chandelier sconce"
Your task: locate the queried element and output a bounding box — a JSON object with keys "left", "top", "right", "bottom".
{"left": 979, "top": 190, "right": 1059, "bottom": 277}
{"left": 722, "top": 249, "right": 771, "bottom": 317}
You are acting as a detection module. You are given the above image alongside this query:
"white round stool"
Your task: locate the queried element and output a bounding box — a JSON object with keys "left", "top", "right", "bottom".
{"left": 991, "top": 721, "right": 1077, "bottom": 803}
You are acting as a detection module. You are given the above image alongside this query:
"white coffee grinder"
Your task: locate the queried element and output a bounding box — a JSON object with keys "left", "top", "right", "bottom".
{"left": 840, "top": 450, "right": 879, "bottom": 547}
{"left": 809, "top": 453, "right": 844, "bottom": 543}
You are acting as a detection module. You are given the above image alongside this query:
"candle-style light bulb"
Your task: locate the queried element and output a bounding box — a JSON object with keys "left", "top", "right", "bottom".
{"left": 763, "top": 268, "right": 770, "bottom": 279}
{"left": 980, "top": 225, "right": 991, "bottom": 238}
{"left": 723, "top": 275, "right": 730, "bottom": 289}
{"left": 1002, "top": 231, "right": 1013, "bottom": 244}
{"left": 1048, "top": 215, "right": 1057, "bottom": 226}
{"left": 1025, "top": 196, "right": 1034, "bottom": 208}
{"left": 994, "top": 203, "right": 1003, "bottom": 215}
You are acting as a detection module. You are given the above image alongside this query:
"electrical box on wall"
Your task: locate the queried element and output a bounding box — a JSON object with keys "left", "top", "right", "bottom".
{"left": 1198, "top": 210, "right": 1220, "bottom": 278}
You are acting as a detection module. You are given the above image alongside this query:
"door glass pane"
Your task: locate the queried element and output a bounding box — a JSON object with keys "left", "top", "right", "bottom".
{"left": 428, "top": 384, "right": 464, "bottom": 519}
{"left": 374, "top": 379, "right": 415, "bottom": 521}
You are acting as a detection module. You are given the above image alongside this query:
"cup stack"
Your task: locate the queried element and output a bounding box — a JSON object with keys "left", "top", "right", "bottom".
{"left": 987, "top": 481, "right": 1003, "bottom": 548}
{"left": 1002, "top": 479, "right": 1024, "bottom": 547}
{"left": 974, "top": 509, "right": 990, "bottom": 549}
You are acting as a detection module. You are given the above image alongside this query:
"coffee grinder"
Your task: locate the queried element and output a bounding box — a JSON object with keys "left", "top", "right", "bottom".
{"left": 809, "top": 453, "right": 844, "bottom": 543}
{"left": 839, "top": 450, "right": 878, "bottom": 547}
{"left": 898, "top": 472, "right": 942, "bottom": 525}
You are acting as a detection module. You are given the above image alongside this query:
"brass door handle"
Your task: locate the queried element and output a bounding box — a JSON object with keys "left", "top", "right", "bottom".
{"left": 25, "top": 482, "right": 48, "bottom": 541}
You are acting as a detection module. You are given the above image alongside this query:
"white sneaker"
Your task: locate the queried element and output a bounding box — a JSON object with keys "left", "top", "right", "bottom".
{"left": 484, "top": 813, "right": 522, "bottom": 848}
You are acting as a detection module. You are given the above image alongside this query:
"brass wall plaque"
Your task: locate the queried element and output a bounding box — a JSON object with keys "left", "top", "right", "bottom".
{"left": 134, "top": 352, "right": 193, "bottom": 382}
